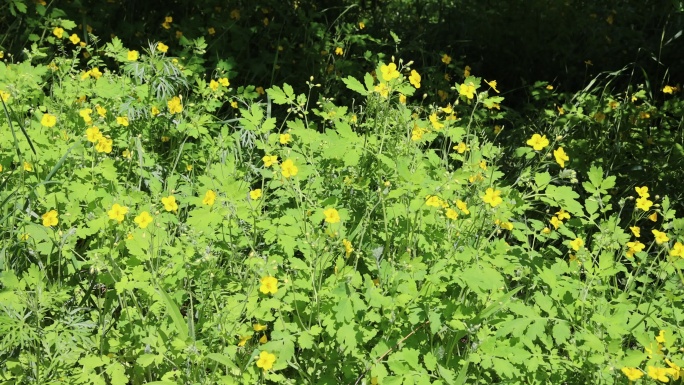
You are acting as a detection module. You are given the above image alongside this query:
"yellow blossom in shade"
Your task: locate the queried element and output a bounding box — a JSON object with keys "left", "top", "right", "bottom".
{"left": 445, "top": 208, "right": 459, "bottom": 220}
{"left": 635, "top": 196, "right": 653, "bottom": 211}
{"left": 256, "top": 351, "right": 276, "bottom": 371}
{"left": 279, "top": 133, "right": 292, "bottom": 144}
{"left": 41, "top": 113, "right": 57, "bottom": 127}
{"left": 411, "top": 125, "right": 425, "bottom": 141}
{"left": 554, "top": 147, "right": 569, "bottom": 168}
{"left": 626, "top": 241, "right": 645, "bottom": 258}
{"left": 108, "top": 204, "right": 129, "bottom": 223}
{"left": 260, "top": 276, "right": 278, "bottom": 294}
{"left": 209, "top": 79, "right": 219, "bottom": 91}
{"left": 116, "top": 116, "right": 129, "bottom": 126}
{"left": 630, "top": 226, "right": 641, "bottom": 237}
{"left": 208, "top": 27, "right": 216, "bottom": 35}
{"left": 162, "top": 196, "right": 178, "bottom": 212}
{"left": 218, "top": 77, "right": 229, "bottom": 87}
{"left": 454, "top": 142, "right": 469, "bottom": 154}
{"left": 399, "top": 94, "right": 406, "bottom": 104}
{"left": 259, "top": 335, "right": 268, "bottom": 344}
{"left": 526, "top": 134, "right": 549, "bottom": 151}
{"left": 409, "top": 70, "right": 421, "bottom": 88}
{"left": 262, "top": 155, "right": 278, "bottom": 167}
{"left": 652, "top": 230, "right": 669, "bottom": 244}
{"left": 69, "top": 34, "right": 80, "bottom": 44}
{"left": 253, "top": 323, "right": 267, "bottom": 332}
{"left": 281, "top": 159, "right": 298, "bottom": 178}
{"left": 437, "top": 90, "right": 447, "bottom": 101}
{"left": 463, "top": 65, "right": 471, "bottom": 77}
{"left": 570, "top": 238, "right": 584, "bottom": 251}
{"left": 482, "top": 188, "right": 503, "bottom": 208}
{"left": 621, "top": 367, "right": 644, "bottom": 381}
{"left": 203, "top": 190, "right": 216, "bottom": 206}
{"left": 649, "top": 212, "right": 658, "bottom": 222}
{"left": 441, "top": 53, "right": 452, "bottom": 64}
{"left": 147, "top": 106, "right": 159, "bottom": 117}
{"left": 380, "top": 62, "right": 400, "bottom": 81}
{"left": 500, "top": 221, "right": 514, "bottom": 230}
{"left": 429, "top": 113, "right": 444, "bottom": 130}
{"left": 342, "top": 239, "right": 354, "bottom": 256}
{"left": 546, "top": 84, "right": 554, "bottom": 90}
{"left": 323, "top": 208, "right": 341, "bottom": 223}
{"left": 53, "top": 27, "right": 64, "bottom": 39}
{"left": 168, "top": 96, "right": 183, "bottom": 114}
{"left": 23, "top": 162, "right": 32, "bottom": 171}
{"left": 161, "top": 136, "right": 170, "bottom": 142}
{"left": 127, "top": 50, "right": 139, "bottom": 61}
{"left": 86, "top": 127, "right": 102, "bottom": 143}
{"left": 556, "top": 209, "right": 571, "bottom": 221}
{"left": 42, "top": 210, "right": 59, "bottom": 227}
{"left": 374, "top": 83, "right": 389, "bottom": 98}
{"left": 550, "top": 216, "right": 562, "bottom": 229}
{"left": 250, "top": 189, "right": 262, "bottom": 200}
{"left": 95, "top": 105, "right": 106, "bottom": 117}
{"left": 670, "top": 242, "right": 684, "bottom": 258}
{"left": 95, "top": 136, "right": 113, "bottom": 153}
{"left": 89, "top": 68, "right": 102, "bottom": 79}
{"left": 256, "top": 86, "right": 265, "bottom": 95}
{"left": 134, "top": 211, "right": 153, "bottom": 229}
{"left": 484, "top": 79, "right": 500, "bottom": 93}
{"left": 237, "top": 335, "right": 250, "bottom": 347}
{"left": 122, "top": 149, "right": 132, "bottom": 159}
{"left": 663, "top": 85, "right": 674, "bottom": 94}
{"left": 359, "top": 21, "right": 365, "bottom": 29}
{"left": 157, "top": 42, "right": 168, "bottom": 53}
{"left": 335, "top": 47, "right": 343, "bottom": 55}
{"left": 455, "top": 200, "right": 470, "bottom": 215}
{"left": 459, "top": 82, "right": 476, "bottom": 99}
{"left": 647, "top": 366, "right": 670, "bottom": 382}
{"left": 542, "top": 227, "right": 551, "bottom": 234}
{"left": 635, "top": 186, "right": 649, "bottom": 198}
{"left": 425, "top": 195, "right": 442, "bottom": 207}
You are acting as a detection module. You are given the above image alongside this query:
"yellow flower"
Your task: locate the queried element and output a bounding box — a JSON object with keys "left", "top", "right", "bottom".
{"left": 458, "top": 82, "right": 476, "bottom": 99}
{"left": 648, "top": 212, "right": 658, "bottom": 222}
{"left": 281, "top": 159, "right": 298, "bottom": 178}
{"left": 335, "top": 47, "right": 343, "bottom": 55}
{"left": 454, "top": 142, "right": 469, "bottom": 154}
{"left": 116, "top": 116, "right": 129, "bottom": 126}
{"left": 237, "top": 335, "right": 250, "bottom": 347}
{"left": 656, "top": 330, "right": 666, "bottom": 344}
{"left": 570, "top": 238, "right": 584, "bottom": 251}
{"left": 79, "top": 108, "right": 93, "bottom": 124}
{"left": 89, "top": 67, "right": 102, "bottom": 79}
{"left": 259, "top": 335, "right": 268, "bottom": 344}
{"left": 42, "top": 210, "right": 59, "bottom": 227}
{"left": 374, "top": 83, "right": 389, "bottom": 98}
{"left": 260, "top": 276, "right": 278, "bottom": 294}
{"left": 652, "top": 230, "right": 669, "bottom": 244}
{"left": 127, "top": 50, "right": 139, "bottom": 61}
{"left": 157, "top": 42, "right": 168, "bottom": 53}
{"left": 95, "top": 136, "right": 113, "bottom": 153}
{"left": 53, "top": 27, "right": 64, "bottom": 39}
{"left": 218, "top": 77, "right": 229, "bottom": 87}
{"left": 256, "top": 86, "right": 265, "bottom": 95}
{"left": 626, "top": 241, "right": 645, "bottom": 258}
{"left": 463, "top": 65, "right": 471, "bottom": 77}
{"left": 23, "top": 162, "right": 32, "bottom": 172}
{"left": 342, "top": 239, "right": 354, "bottom": 256}
{"left": 666, "top": 359, "right": 683, "bottom": 380}
{"left": 253, "top": 323, "right": 267, "bottom": 332}
{"left": 425, "top": 195, "right": 442, "bottom": 207}
{"left": 41, "top": 113, "right": 57, "bottom": 127}
{"left": 630, "top": 226, "right": 641, "bottom": 237}
{"left": 69, "top": 34, "right": 80, "bottom": 45}
{"left": 550, "top": 216, "right": 562, "bottom": 229}
{"left": 482, "top": 188, "right": 503, "bottom": 208}
{"left": 635, "top": 186, "right": 650, "bottom": 198}
{"left": 670, "top": 242, "right": 684, "bottom": 258}
{"left": 208, "top": 27, "right": 216, "bottom": 35}
{"left": 161, "top": 136, "right": 170, "bottom": 142}
{"left": 399, "top": 94, "right": 406, "bottom": 104}
{"left": 151, "top": 106, "right": 160, "bottom": 116}
{"left": 479, "top": 160, "right": 487, "bottom": 170}
{"left": 429, "top": 113, "right": 444, "bottom": 130}
{"left": 122, "top": 149, "right": 132, "bottom": 159}
{"left": 230, "top": 9, "right": 240, "bottom": 20}
{"left": 554, "top": 147, "right": 569, "bottom": 168}
{"left": 411, "top": 125, "right": 425, "bottom": 141}
{"left": 0, "top": 90, "right": 10, "bottom": 102}
{"left": 85, "top": 126, "right": 103, "bottom": 143}
{"left": 380, "top": 62, "right": 400, "bottom": 81}
{"left": 635, "top": 196, "right": 653, "bottom": 211}
{"left": 255, "top": 351, "right": 276, "bottom": 371}
{"left": 134, "top": 211, "right": 153, "bottom": 229}
{"left": 323, "top": 208, "right": 341, "bottom": 223}
{"left": 441, "top": 54, "right": 452, "bottom": 64}
{"left": 230, "top": 100, "right": 238, "bottom": 108}
{"left": 108, "top": 204, "right": 129, "bottom": 223}
{"left": 647, "top": 366, "right": 670, "bottom": 382}
{"left": 541, "top": 227, "right": 551, "bottom": 234}
{"left": 556, "top": 209, "right": 571, "bottom": 221}
{"left": 203, "top": 190, "right": 216, "bottom": 206}
{"left": 526, "top": 134, "right": 549, "bottom": 151}
{"left": 409, "top": 70, "right": 421, "bottom": 88}
{"left": 250, "top": 189, "right": 262, "bottom": 200}
{"left": 437, "top": 89, "right": 447, "bottom": 101}
{"left": 359, "top": 21, "right": 365, "bottom": 29}
{"left": 162, "top": 196, "right": 178, "bottom": 212}
{"left": 484, "top": 79, "right": 500, "bottom": 93}
{"left": 499, "top": 221, "right": 514, "bottom": 230}
{"left": 263, "top": 155, "right": 278, "bottom": 167}
{"left": 279, "top": 133, "right": 292, "bottom": 144}
{"left": 663, "top": 85, "right": 674, "bottom": 94}
{"left": 445, "top": 208, "right": 458, "bottom": 220}
{"left": 456, "top": 200, "right": 469, "bottom": 215}
{"left": 168, "top": 96, "right": 183, "bottom": 114}
{"left": 621, "top": 367, "right": 643, "bottom": 381}
{"left": 95, "top": 105, "right": 106, "bottom": 117}
{"left": 209, "top": 79, "right": 219, "bottom": 91}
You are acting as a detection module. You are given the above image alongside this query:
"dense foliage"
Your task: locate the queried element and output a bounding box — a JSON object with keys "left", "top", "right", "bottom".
{"left": 1, "top": 1, "right": 684, "bottom": 384}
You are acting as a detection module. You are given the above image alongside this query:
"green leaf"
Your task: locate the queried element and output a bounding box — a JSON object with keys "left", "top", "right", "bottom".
{"left": 342, "top": 76, "right": 368, "bottom": 96}
{"left": 267, "top": 85, "right": 290, "bottom": 105}
{"left": 534, "top": 172, "right": 551, "bottom": 190}
{"left": 157, "top": 289, "right": 189, "bottom": 341}
{"left": 205, "top": 353, "right": 239, "bottom": 371}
